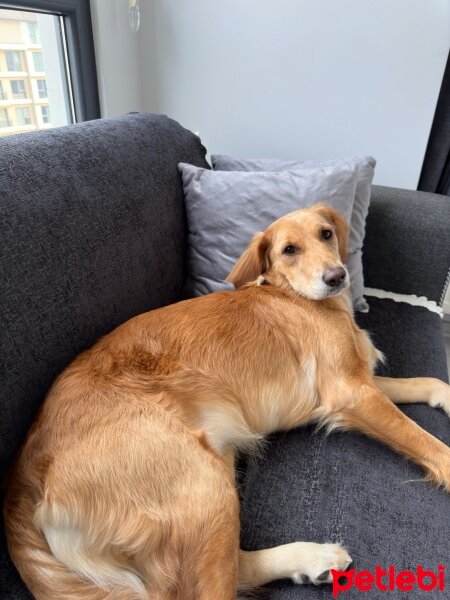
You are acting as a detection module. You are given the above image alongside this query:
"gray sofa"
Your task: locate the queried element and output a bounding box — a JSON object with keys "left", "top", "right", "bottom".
{"left": 1, "top": 113, "right": 449, "bottom": 599}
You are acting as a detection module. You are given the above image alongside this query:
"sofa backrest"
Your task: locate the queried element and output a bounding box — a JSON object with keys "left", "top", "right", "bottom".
{"left": 0, "top": 113, "right": 209, "bottom": 479}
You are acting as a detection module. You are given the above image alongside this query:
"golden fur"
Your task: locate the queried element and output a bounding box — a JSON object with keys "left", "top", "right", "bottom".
{"left": 4, "top": 204, "right": 450, "bottom": 599}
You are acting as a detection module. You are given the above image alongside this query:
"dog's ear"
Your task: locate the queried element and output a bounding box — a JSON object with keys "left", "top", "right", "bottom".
{"left": 226, "top": 232, "right": 269, "bottom": 288}
{"left": 312, "top": 204, "right": 349, "bottom": 262}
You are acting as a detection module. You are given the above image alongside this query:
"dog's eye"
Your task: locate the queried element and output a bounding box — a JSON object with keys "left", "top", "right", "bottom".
{"left": 321, "top": 229, "right": 333, "bottom": 240}
{"left": 283, "top": 245, "right": 296, "bottom": 255}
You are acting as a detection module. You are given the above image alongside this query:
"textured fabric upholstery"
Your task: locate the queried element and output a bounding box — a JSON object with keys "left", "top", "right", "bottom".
{"left": 0, "top": 113, "right": 209, "bottom": 483}
{"left": 363, "top": 185, "right": 450, "bottom": 305}
{"left": 240, "top": 298, "right": 449, "bottom": 599}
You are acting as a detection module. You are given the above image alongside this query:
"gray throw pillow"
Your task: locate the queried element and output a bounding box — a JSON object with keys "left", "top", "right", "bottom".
{"left": 211, "top": 155, "right": 376, "bottom": 312}
{"left": 179, "top": 163, "right": 362, "bottom": 305}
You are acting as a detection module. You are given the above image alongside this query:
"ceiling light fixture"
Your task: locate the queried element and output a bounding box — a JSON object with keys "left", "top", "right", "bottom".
{"left": 129, "top": 0, "right": 140, "bottom": 32}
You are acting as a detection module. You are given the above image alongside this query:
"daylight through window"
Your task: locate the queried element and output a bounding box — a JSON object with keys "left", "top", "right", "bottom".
{"left": 0, "top": 8, "right": 73, "bottom": 136}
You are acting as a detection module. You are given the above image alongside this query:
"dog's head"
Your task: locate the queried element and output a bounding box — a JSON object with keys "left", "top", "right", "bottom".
{"left": 226, "top": 204, "right": 349, "bottom": 300}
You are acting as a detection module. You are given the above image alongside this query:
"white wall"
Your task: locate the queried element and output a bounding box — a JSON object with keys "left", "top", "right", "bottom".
{"left": 139, "top": 0, "right": 449, "bottom": 189}
{"left": 90, "top": 0, "right": 144, "bottom": 117}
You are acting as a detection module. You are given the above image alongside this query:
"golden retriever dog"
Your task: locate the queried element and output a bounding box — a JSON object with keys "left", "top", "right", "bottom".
{"left": 4, "top": 204, "right": 450, "bottom": 600}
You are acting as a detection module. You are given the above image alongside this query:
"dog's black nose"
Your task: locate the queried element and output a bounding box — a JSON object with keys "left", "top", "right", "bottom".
{"left": 323, "top": 267, "right": 346, "bottom": 288}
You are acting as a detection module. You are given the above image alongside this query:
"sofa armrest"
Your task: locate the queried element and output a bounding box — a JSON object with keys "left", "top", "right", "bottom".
{"left": 362, "top": 185, "right": 450, "bottom": 305}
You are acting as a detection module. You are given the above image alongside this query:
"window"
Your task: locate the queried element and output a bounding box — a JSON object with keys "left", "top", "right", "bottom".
{"left": 37, "top": 79, "right": 47, "bottom": 98}
{"left": 0, "top": 81, "right": 6, "bottom": 101}
{"left": 15, "top": 106, "right": 31, "bottom": 126}
{"left": 11, "top": 80, "right": 27, "bottom": 99}
{"left": 5, "top": 50, "right": 22, "bottom": 71}
{"left": 0, "top": 2, "right": 99, "bottom": 138}
{"left": 32, "top": 51, "right": 44, "bottom": 72}
{"left": 0, "top": 108, "right": 11, "bottom": 128}
{"left": 41, "top": 105, "right": 50, "bottom": 124}
{"left": 27, "top": 21, "right": 39, "bottom": 44}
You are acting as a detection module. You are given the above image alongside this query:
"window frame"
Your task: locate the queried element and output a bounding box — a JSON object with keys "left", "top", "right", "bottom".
{"left": 0, "top": 0, "right": 100, "bottom": 122}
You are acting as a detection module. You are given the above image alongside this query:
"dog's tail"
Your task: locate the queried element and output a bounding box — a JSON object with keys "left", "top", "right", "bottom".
{"left": 4, "top": 486, "right": 148, "bottom": 600}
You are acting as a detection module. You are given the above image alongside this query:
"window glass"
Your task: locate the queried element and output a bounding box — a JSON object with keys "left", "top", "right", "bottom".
{"left": 41, "top": 105, "right": 50, "bottom": 124}
{"left": 11, "top": 79, "right": 27, "bottom": 99}
{"left": 32, "top": 51, "right": 44, "bottom": 72}
{"left": 15, "top": 106, "right": 31, "bottom": 126}
{"left": 0, "top": 9, "right": 73, "bottom": 137}
{"left": 27, "top": 21, "right": 38, "bottom": 44}
{"left": 5, "top": 50, "right": 22, "bottom": 71}
{"left": 37, "top": 79, "right": 47, "bottom": 98}
{"left": 0, "top": 107, "right": 11, "bottom": 127}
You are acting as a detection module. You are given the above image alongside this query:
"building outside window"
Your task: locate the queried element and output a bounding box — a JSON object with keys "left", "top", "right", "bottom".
{"left": 41, "top": 105, "right": 50, "bottom": 124}
{"left": 37, "top": 79, "right": 47, "bottom": 98}
{"left": 0, "top": 10, "right": 71, "bottom": 137}
{"left": 32, "top": 51, "right": 44, "bottom": 72}
{"left": 15, "top": 106, "right": 31, "bottom": 125}
{"left": 11, "top": 79, "right": 27, "bottom": 99}
{"left": 5, "top": 50, "right": 22, "bottom": 71}
{"left": 27, "top": 21, "right": 38, "bottom": 44}
{"left": 0, "top": 4, "right": 99, "bottom": 138}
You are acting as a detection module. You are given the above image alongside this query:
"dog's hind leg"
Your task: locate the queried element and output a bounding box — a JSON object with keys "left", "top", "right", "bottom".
{"left": 237, "top": 543, "right": 352, "bottom": 589}
{"left": 374, "top": 376, "right": 450, "bottom": 417}
{"left": 178, "top": 525, "right": 239, "bottom": 600}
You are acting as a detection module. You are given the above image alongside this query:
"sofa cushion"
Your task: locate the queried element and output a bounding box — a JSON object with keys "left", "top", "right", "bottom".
{"left": 0, "top": 113, "right": 209, "bottom": 483}
{"left": 178, "top": 162, "right": 361, "bottom": 302}
{"left": 240, "top": 298, "right": 449, "bottom": 599}
{"left": 211, "top": 154, "right": 376, "bottom": 313}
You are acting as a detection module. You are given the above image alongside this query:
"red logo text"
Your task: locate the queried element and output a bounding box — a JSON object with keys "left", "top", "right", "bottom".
{"left": 331, "top": 565, "right": 446, "bottom": 596}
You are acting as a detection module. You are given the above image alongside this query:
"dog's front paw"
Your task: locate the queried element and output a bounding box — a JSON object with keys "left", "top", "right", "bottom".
{"left": 290, "top": 542, "right": 352, "bottom": 585}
